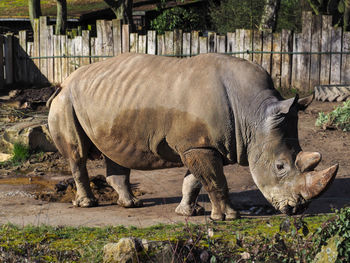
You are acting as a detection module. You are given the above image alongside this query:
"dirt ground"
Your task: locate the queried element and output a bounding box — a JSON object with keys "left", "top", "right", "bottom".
{"left": 0, "top": 90, "right": 349, "bottom": 227}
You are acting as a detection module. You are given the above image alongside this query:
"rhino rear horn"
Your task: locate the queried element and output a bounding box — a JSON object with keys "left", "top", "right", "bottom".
{"left": 300, "top": 164, "right": 339, "bottom": 200}
{"left": 295, "top": 151, "right": 322, "bottom": 172}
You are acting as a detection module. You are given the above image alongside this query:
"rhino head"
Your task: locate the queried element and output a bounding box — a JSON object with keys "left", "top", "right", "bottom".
{"left": 248, "top": 94, "right": 338, "bottom": 215}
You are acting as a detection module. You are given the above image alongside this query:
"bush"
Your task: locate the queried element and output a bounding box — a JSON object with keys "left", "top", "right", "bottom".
{"left": 150, "top": 6, "right": 207, "bottom": 33}
{"left": 316, "top": 100, "right": 350, "bottom": 131}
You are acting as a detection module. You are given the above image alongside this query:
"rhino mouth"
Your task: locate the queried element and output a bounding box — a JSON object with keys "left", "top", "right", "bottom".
{"left": 279, "top": 200, "right": 309, "bottom": 215}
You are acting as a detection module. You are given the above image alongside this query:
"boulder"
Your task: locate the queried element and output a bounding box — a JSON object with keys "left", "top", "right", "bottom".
{"left": 0, "top": 121, "right": 56, "bottom": 154}
{"left": 103, "top": 238, "right": 139, "bottom": 263}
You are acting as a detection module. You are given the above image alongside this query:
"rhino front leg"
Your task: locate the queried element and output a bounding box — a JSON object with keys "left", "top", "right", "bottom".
{"left": 175, "top": 171, "right": 205, "bottom": 216}
{"left": 182, "top": 148, "right": 239, "bottom": 220}
{"left": 105, "top": 156, "right": 143, "bottom": 208}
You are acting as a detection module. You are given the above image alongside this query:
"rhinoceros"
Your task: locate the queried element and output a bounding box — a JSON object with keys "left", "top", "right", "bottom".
{"left": 48, "top": 53, "right": 338, "bottom": 220}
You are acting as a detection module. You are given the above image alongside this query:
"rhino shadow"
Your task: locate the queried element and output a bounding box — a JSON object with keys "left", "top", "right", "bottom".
{"left": 139, "top": 177, "right": 350, "bottom": 216}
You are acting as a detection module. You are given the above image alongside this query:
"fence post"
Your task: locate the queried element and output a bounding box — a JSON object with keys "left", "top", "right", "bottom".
{"left": 82, "top": 30, "right": 90, "bottom": 65}
{"left": 33, "top": 18, "right": 40, "bottom": 83}
{"left": 191, "top": 31, "right": 199, "bottom": 56}
{"left": 320, "top": 15, "right": 332, "bottom": 85}
{"left": 199, "top": 36, "right": 207, "bottom": 54}
{"left": 138, "top": 35, "right": 146, "bottom": 54}
{"left": 252, "top": 30, "right": 262, "bottom": 65}
{"left": 272, "top": 32, "right": 282, "bottom": 89}
{"left": 147, "top": 30, "right": 156, "bottom": 55}
{"left": 330, "top": 27, "right": 342, "bottom": 84}
{"left": 226, "top": 32, "right": 235, "bottom": 54}
{"left": 4, "top": 33, "right": 14, "bottom": 85}
{"left": 19, "top": 31, "right": 28, "bottom": 83}
{"left": 113, "top": 19, "right": 122, "bottom": 55}
{"left": 39, "top": 16, "right": 48, "bottom": 82}
{"left": 164, "top": 31, "right": 174, "bottom": 55}
{"left": 281, "top": 29, "right": 292, "bottom": 89}
{"left": 60, "top": 35, "right": 68, "bottom": 81}
{"left": 310, "top": 15, "right": 322, "bottom": 90}
{"left": 262, "top": 30, "right": 272, "bottom": 74}
{"left": 243, "top": 29, "right": 252, "bottom": 60}
{"left": 183, "top": 32, "right": 191, "bottom": 56}
{"left": 157, "top": 34, "right": 164, "bottom": 55}
{"left": 122, "top": 24, "right": 130, "bottom": 53}
{"left": 341, "top": 32, "right": 350, "bottom": 84}
{"left": 130, "top": 33, "right": 138, "bottom": 53}
{"left": 174, "top": 29, "right": 182, "bottom": 56}
{"left": 0, "top": 35, "right": 4, "bottom": 89}
{"left": 47, "top": 26, "right": 54, "bottom": 83}
{"left": 208, "top": 32, "right": 216, "bottom": 53}
{"left": 217, "top": 35, "right": 226, "bottom": 53}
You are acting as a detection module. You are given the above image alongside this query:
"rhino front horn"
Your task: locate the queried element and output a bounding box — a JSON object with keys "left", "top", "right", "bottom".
{"left": 300, "top": 164, "right": 339, "bottom": 200}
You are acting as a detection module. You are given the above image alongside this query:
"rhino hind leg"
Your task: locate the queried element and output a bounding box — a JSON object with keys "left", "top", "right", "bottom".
{"left": 104, "top": 156, "right": 143, "bottom": 208}
{"left": 48, "top": 95, "right": 97, "bottom": 207}
{"left": 181, "top": 148, "right": 239, "bottom": 221}
{"left": 175, "top": 171, "right": 205, "bottom": 216}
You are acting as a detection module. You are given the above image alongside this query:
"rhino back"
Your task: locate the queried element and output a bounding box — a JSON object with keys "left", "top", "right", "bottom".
{"left": 62, "top": 53, "right": 274, "bottom": 169}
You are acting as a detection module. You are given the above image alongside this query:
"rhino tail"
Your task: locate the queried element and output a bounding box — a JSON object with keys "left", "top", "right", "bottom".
{"left": 46, "top": 86, "right": 62, "bottom": 108}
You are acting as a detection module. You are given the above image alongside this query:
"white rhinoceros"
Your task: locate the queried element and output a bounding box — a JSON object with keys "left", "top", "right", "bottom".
{"left": 48, "top": 53, "right": 338, "bottom": 220}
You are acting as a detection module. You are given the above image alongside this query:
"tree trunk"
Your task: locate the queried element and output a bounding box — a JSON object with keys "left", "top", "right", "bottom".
{"left": 344, "top": 0, "right": 350, "bottom": 30}
{"left": 56, "top": 0, "right": 67, "bottom": 35}
{"left": 259, "top": 0, "right": 281, "bottom": 31}
{"left": 103, "top": 0, "right": 134, "bottom": 26}
{"left": 28, "top": 0, "right": 42, "bottom": 30}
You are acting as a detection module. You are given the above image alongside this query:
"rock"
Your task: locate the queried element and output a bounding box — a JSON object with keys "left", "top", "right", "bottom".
{"left": 0, "top": 121, "right": 56, "bottom": 153}
{"left": 313, "top": 235, "right": 343, "bottom": 263}
{"left": 103, "top": 238, "right": 140, "bottom": 263}
{"left": 0, "top": 153, "right": 11, "bottom": 162}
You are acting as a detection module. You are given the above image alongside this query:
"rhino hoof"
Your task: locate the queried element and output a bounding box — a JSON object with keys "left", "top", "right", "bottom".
{"left": 117, "top": 197, "right": 143, "bottom": 208}
{"left": 225, "top": 210, "right": 240, "bottom": 220}
{"left": 175, "top": 204, "right": 204, "bottom": 216}
{"left": 73, "top": 197, "right": 98, "bottom": 207}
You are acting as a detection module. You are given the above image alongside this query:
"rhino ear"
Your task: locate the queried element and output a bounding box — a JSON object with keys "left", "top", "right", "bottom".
{"left": 275, "top": 94, "right": 299, "bottom": 115}
{"left": 297, "top": 93, "right": 314, "bottom": 111}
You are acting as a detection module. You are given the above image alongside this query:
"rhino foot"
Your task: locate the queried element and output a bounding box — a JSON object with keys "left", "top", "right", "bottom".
{"left": 175, "top": 203, "right": 205, "bottom": 216}
{"left": 210, "top": 207, "right": 240, "bottom": 221}
{"left": 117, "top": 196, "right": 143, "bottom": 208}
{"left": 73, "top": 196, "right": 98, "bottom": 207}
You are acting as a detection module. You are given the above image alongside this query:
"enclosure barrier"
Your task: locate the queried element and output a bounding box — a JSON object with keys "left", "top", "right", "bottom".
{"left": 1, "top": 12, "right": 350, "bottom": 93}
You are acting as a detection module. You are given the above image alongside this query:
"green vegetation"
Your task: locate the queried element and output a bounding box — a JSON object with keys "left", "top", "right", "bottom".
{"left": 0, "top": 142, "right": 30, "bottom": 167}
{"left": 0, "top": 0, "right": 108, "bottom": 18}
{"left": 150, "top": 6, "right": 208, "bottom": 34}
{"left": 2, "top": 212, "right": 350, "bottom": 262}
{"left": 316, "top": 100, "right": 350, "bottom": 131}
{"left": 209, "top": 0, "right": 303, "bottom": 33}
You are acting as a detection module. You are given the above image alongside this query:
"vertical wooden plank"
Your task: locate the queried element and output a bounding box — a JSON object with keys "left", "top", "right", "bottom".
{"left": 53, "top": 35, "right": 61, "bottom": 83}
{"left": 262, "top": 30, "right": 272, "bottom": 74}
{"left": 27, "top": 42, "right": 35, "bottom": 84}
{"left": 208, "top": 32, "right": 216, "bottom": 53}
{"left": 13, "top": 35, "right": 22, "bottom": 83}
{"left": 138, "top": 35, "right": 146, "bottom": 54}
{"left": 330, "top": 27, "right": 342, "bottom": 84}
{"left": 122, "top": 24, "right": 130, "bottom": 53}
{"left": 96, "top": 20, "right": 103, "bottom": 62}
{"left": 174, "top": 29, "right": 182, "bottom": 56}
{"left": 291, "top": 33, "right": 301, "bottom": 90}
{"left": 235, "top": 29, "right": 243, "bottom": 58}
{"left": 320, "top": 15, "right": 332, "bottom": 85}
{"left": 90, "top": 37, "right": 96, "bottom": 64}
{"left": 300, "top": 11, "right": 312, "bottom": 91}
{"left": 191, "top": 31, "right": 199, "bottom": 56}
{"left": 164, "top": 31, "right": 174, "bottom": 55}
{"left": 19, "top": 31, "right": 28, "bottom": 83}
{"left": 103, "top": 20, "right": 113, "bottom": 58}
{"left": 244, "top": 30, "right": 252, "bottom": 60}
{"left": 310, "top": 15, "right": 322, "bottom": 90}
{"left": 252, "top": 30, "right": 262, "bottom": 65}
{"left": 47, "top": 26, "right": 54, "bottom": 83}
{"left": 112, "top": 19, "right": 122, "bottom": 55}
{"left": 39, "top": 16, "right": 48, "bottom": 81}
{"left": 281, "top": 29, "right": 293, "bottom": 89}
{"left": 271, "top": 33, "right": 282, "bottom": 88}
{"left": 82, "top": 30, "right": 90, "bottom": 65}
{"left": 182, "top": 32, "right": 191, "bottom": 56}
{"left": 33, "top": 18, "right": 40, "bottom": 82}
{"left": 226, "top": 32, "right": 236, "bottom": 54}
{"left": 60, "top": 35, "right": 68, "bottom": 81}
{"left": 157, "top": 34, "right": 164, "bottom": 55}
{"left": 147, "top": 30, "right": 156, "bottom": 55}
{"left": 4, "top": 34, "right": 14, "bottom": 84}
{"left": 130, "top": 33, "right": 138, "bottom": 53}
{"left": 341, "top": 32, "right": 350, "bottom": 84}
{"left": 0, "top": 35, "right": 4, "bottom": 89}
{"left": 199, "top": 36, "right": 208, "bottom": 54}
{"left": 75, "top": 36, "right": 82, "bottom": 71}
{"left": 217, "top": 35, "right": 226, "bottom": 53}
{"left": 67, "top": 38, "right": 75, "bottom": 75}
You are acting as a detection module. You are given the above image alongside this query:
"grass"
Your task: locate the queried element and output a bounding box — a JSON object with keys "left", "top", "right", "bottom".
{"left": 0, "top": 214, "right": 337, "bottom": 262}
{"left": 0, "top": 0, "right": 109, "bottom": 19}
{"left": 0, "top": 142, "right": 30, "bottom": 168}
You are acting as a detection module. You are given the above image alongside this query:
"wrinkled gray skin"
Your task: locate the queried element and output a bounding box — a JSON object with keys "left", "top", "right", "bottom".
{"left": 48, "top": 53, "right": 338, "bottom": 220}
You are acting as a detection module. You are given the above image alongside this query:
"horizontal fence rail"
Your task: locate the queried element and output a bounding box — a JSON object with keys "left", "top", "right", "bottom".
{"left": 1, "top": 11, "right": 350, "bottom": 93}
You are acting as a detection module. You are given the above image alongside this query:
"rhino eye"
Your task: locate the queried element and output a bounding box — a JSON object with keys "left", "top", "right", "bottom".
{"left": 276, "top": 163, "right": 284, "bottom": 170}
{"left": 275, "top": 161, "right": 287, "bottom": 176}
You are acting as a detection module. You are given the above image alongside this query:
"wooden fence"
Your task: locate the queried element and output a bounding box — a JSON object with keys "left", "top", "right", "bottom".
{"left": 1, "top": 11, "right": 350, "bottom": 92}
